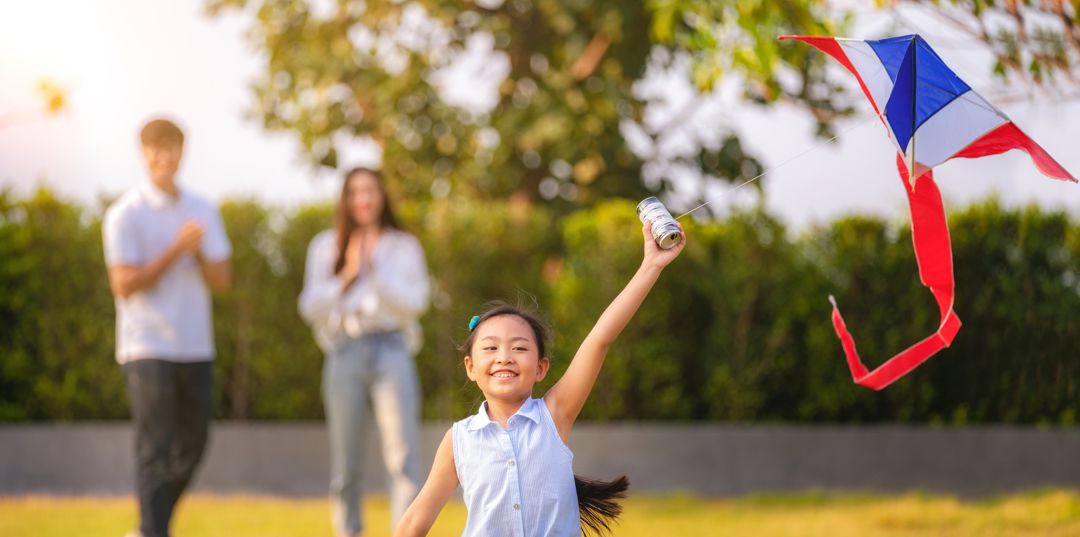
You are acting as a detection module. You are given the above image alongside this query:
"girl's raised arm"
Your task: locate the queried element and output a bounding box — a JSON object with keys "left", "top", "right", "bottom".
{"left": 394, "top": 429, "right": 459, "bottom": 537}
{"left": 544, "top": 221, "right": 684, "bottom": 441}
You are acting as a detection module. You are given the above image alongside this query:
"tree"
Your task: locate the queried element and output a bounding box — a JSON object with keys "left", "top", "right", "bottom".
{"left": 206, "top": 0, "right": 646, "bottom": 207}
{"left": 205, "top": 0, "right": 860, "bottom": 212}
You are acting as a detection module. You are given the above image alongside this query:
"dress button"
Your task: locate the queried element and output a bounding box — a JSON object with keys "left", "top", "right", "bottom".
{"left": 513, "top": 503, "right": 520, "bottom": 510}
{"left": 508, "top": 460, "right": 515, "bottom": 466}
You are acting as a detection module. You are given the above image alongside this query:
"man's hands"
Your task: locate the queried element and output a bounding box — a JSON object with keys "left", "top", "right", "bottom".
{"left": 175, "top": 219, "right": 204, "bottom": 253}
{"left": 179, "top": 219, "right": 231, "bottom": 292}
{"left": 108, "top": 218, "right": 230, "bottom": 298}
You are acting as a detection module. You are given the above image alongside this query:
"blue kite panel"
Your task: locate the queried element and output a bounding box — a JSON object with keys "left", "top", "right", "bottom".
{"left": 867, "top": 35, "right": 916, "bottom": 83}
{"left": 883, "top": 41, "right": 916, "bottom": 152}
{"left": 913, "top": 36, "right": 971, "bottom": 131}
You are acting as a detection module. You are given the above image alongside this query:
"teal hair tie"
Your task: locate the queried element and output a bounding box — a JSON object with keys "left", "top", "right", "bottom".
{"left": 468, "top": 315, "right": 481, "bottom": 332}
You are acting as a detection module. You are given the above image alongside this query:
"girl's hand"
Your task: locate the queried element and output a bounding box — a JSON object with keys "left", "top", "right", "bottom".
{"left": 546, "top": 218, "right": 686, "bottom": 437}
{"left": 642, "top": 220, "right": 685, "bottom": 269}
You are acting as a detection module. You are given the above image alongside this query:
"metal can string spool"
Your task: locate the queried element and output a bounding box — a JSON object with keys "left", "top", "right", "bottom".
{"left": 636, "top": 196, "right": 682, "bottom": 249}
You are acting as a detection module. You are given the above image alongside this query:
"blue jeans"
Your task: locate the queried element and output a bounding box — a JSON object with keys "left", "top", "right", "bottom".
{"left": 323, "top": 331, "right": 421, "bottom": 536}
{"left": 123, "top": 359, "right": 213, "bottom": 537}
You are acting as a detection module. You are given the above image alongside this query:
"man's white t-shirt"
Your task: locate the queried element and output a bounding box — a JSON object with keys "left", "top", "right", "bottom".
{"left": 102, "top": 183, "right": 231, "bottom": 364}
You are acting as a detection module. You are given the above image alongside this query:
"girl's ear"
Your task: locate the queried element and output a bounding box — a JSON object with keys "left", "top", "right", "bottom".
{"left": 464, "top": 355, "right": 477, "bottom": 381}
{"left": 535, "top": 356, "right": 551, "bottom": 382}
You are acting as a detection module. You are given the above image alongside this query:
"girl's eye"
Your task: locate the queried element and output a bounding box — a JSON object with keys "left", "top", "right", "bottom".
{"left": 513, "top": 346, "right": 529, "bottom": 352}
{"left": 482, "top": 346, "right": 497, "bottom": 351}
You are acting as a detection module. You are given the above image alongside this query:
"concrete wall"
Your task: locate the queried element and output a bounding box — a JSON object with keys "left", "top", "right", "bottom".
{"left": 2, "top": 422, "right": 1079, "bottom": 497}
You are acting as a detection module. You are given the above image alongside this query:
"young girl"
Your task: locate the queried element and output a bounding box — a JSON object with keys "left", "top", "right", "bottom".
{"left": 394, "top": 220, "right": 685, "bottom": 537}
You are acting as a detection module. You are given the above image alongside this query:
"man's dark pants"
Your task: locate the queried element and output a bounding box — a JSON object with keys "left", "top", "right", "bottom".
{"left": 124, "top": 359, "right": 213, "bottom": 537}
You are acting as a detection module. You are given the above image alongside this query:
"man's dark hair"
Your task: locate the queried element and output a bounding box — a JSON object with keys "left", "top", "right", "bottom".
{"left": 140, "top": 118, "right": 185, "bottom": 147}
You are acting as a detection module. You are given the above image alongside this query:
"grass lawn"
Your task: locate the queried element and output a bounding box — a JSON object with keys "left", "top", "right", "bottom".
{"left": 3, "top": 490, "right": 1080, "bottom": 536}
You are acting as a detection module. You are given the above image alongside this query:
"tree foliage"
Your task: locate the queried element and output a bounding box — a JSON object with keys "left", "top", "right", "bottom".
{"left": 204, "top": 0, "right": 865, "bottom": 210}
{"left": 648, "top": 0, "right": 853, "bottom": 122}
{"left": 0, "top": 189, "right": 123, "bottom": 420}
{"left": 895, "top": 0, "right": 1080, "bottom": 95}
{"left": 207, "top": 0, "right": 655, "bottom": 206}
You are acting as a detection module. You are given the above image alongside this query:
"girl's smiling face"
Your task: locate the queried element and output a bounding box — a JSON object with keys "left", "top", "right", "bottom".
{"left": 465, "top": 314, "right": 550, "bottom": 402}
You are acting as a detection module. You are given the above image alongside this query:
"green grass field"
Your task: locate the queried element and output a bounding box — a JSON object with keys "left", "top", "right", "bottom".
{"left": 3, "top": 490, "right": 1080, "bottom": 537}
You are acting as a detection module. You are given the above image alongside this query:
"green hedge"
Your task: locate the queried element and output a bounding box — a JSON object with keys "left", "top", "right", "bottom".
{"left": 1, "top": 188, "right": 1077, "bottom": 423}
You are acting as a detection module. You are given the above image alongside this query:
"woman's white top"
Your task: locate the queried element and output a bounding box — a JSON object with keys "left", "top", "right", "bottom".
{"left": 298, "top": 228, "right": 429, "bottom": 353}
{"left": 452, "top": 398, "right": 581, "bottom": 537}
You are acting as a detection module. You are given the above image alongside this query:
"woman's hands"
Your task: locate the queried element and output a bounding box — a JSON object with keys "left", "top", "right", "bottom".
{"left": 340, "top": 228, "right": 381, "bottom": 289}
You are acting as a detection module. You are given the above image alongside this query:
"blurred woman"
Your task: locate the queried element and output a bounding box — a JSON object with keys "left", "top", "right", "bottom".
{"left": 299, "top": 167, "right": 430, "bottom": 537}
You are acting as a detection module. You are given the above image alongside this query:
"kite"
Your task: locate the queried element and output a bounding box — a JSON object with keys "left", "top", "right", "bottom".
{"left": 779, "top": 34, "right": 1076, "bottom": 390}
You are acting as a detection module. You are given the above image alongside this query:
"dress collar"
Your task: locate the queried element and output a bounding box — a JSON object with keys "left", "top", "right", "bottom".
{"left": 466, "top": 397, "right": 542, "bottom": 431}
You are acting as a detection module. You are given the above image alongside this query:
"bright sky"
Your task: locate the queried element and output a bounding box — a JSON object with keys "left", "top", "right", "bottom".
{"left": 1, "top": 0, "right": 1077, "bottom": 228}
{"left": 0, "top": 0, "right": 347, "bottom": 210}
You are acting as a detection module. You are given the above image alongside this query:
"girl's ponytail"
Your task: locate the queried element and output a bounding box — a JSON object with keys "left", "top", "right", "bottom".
{"left": 575, "top": 474, "right": 629, "bottom": 536}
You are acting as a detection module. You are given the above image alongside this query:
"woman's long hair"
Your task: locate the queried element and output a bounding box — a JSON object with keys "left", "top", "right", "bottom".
{"left": 463, "top": 302, "right": 630, "bottom": 536}
{"left": 333, "top": 167, "right": 401, "bottom": 275}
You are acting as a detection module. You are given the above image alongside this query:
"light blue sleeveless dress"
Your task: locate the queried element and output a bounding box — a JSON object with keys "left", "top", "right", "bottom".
{"left": 452, "top": 397, "right": 581, "bottom": 537}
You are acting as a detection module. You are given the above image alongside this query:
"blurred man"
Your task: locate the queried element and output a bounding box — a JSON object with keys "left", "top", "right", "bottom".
{"left": 102, "top": 118, "right": 231, "bottom": 537}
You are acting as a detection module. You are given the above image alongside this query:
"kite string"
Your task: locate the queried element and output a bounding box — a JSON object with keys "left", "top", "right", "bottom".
{"left": 676, "top": 111, "right": 883, "bottom": 219}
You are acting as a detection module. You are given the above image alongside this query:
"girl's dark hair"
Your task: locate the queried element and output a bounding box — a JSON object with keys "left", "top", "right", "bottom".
{"left": 460, "top": 301, "right": 551, "bottom": 358}
{"left": 333, "top": 167, "right": 401, "bottom": 275}
{"left": 575, "top": 474, "right": 630, "bottom": 536}
{"left": 463, "top": 302, "right": 630, "bottom": 535}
